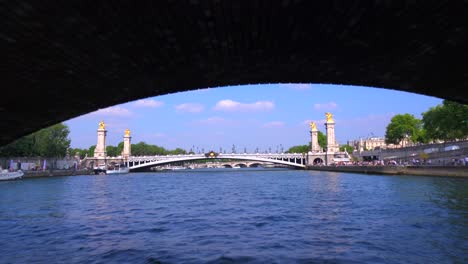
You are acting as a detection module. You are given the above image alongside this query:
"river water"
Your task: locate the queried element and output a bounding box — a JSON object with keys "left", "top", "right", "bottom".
{"left": 0, "top": 168, "right": 466, "bottom": 263}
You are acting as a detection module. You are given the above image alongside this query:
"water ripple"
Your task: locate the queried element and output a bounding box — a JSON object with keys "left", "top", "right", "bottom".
{"left": 0, "top": 169, "right": 466, "bottom": 263}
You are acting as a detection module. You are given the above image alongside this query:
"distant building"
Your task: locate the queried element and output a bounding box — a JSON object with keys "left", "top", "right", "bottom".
{"left": 348, "top": 137, "right": 402, "bottom": 151}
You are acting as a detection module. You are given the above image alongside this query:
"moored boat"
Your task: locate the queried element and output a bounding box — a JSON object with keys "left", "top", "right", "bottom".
{"left": 106, "top": 166, "right": 130, "bottom": 174}
{"left": 0, "top": 170, "right": 24, "bottom": 181}
{"left": 93, "top": 165, "right": 106, "bottom": 175}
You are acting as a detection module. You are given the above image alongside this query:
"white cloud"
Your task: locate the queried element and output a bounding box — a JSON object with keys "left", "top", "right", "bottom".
{"left": 314, "top": 102, "right": 338, "bottom": 111}
{"left": 175, "top": 103, "right": 204, "bottom": 113}
{"left": 90, "top": 106, "right": 132, "bottom": 117}
{"left": 279, "top": 83, "right": 313, "bottom": 90}
{"left": 214, "top": 99, "right": 274, "bottom": 112}
{"left": 263, "top": 121, "right": 285, "bottom": 128}
{"left": 134, "top": 99, "right": 164, "bottom": 108}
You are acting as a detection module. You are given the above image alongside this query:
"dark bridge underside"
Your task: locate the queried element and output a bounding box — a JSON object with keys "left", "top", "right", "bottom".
{"left": 1, "top": 1, "right": 467, "bottom": 146}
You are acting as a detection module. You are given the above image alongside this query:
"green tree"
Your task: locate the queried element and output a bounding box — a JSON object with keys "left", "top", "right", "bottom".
{"left": 87, "top": 145, "right": 96, "bottom": 157}
{"left": 106, "top": 145, "right": 120, "bottom": 157}
{"left": 317, "top": 131, "right": 327, "bottom": 150}
{"left": 0, "top": 123, "right": 70, "bottom": 157}
{"left": 39, "top": 123, "right": 71, "bottom": 157}
{"left": 339, "top": 144, "right": 354, "bottom": 153}
{"left": 286, "top": 145, "right": 309, "bottom": 153}
{"left": 117, "top": 142, "right": 124, "bottom": 154}
{"left": 422, "top": 100, "right": 468, "bottom": 141}
{"left": 167, "top": 148, "right": 187, "bottom": 155}
{"left": 385, "top": 114, "right": 422, "bottom": 145}
{"left": 68, "top": 147, "right": 88, "bottom": 159}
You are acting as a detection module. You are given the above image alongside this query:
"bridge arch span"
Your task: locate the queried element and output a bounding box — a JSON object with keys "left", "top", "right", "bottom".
{"left": 128, "top": 154, "right": 306, "bottom": 170}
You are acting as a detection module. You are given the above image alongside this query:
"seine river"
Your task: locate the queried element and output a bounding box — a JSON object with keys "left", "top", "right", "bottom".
{"left": 0, "top": 168, "right": 466, "bottom": 263}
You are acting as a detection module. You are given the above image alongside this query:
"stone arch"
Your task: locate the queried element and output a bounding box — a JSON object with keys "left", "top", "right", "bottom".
{"left": 313, "top": 158, "right": 324, "bottom": 165}
{"left": 2, "top": 1, "right": 466, "bottom": 146}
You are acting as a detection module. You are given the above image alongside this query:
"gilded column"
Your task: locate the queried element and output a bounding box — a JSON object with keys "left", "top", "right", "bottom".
{"left": 94, "top": 121, "right": 107, "bottom": 158}
{"left": 324, "top": 112, "right": 339, "bottom": 153}
{"left": 309, "top": 122, "right": 320, "bottom": 153}
{"left": 122, "top": 129, "right": 132, "bottom": 160}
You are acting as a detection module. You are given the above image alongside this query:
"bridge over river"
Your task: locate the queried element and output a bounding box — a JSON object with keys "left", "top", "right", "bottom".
{"left": 100, "top": 152, "right": 308, "bottom": 171}
{"left": 84, "top": 113, "right": 350, "bottom": 171}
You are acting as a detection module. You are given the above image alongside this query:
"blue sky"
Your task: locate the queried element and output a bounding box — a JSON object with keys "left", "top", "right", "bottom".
{"left": 66, "top": 83, "right": 442, "bottom": 152}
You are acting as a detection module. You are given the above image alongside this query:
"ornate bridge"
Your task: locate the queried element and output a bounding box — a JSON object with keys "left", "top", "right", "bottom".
{"left": 87, "top": 111, "right": 349, "bottom": 170}
{"left": 126, "top": 153, "right": 307, "bottom": 170}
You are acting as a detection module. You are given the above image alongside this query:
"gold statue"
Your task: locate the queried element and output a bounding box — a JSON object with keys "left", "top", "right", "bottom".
{"left": 125, "top": 128, "right": 131, "bottom": 136}
{"left": 98, "top": 121, "right": 105, "bottom": 129}
{"left": 309, "top": 122, "right": 317, "bottom": 131}
{"left": 325, "top": 112, "right": 333, "bottom": 122}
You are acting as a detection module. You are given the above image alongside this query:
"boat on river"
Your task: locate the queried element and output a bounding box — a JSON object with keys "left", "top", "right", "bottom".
{"left": 106, "top": 166, "right": 130, "bottom": 174}
{"left": 93, "top": 165, "right": 106, "bottom": 175}
{"left": 106, "top": 164, "right": 129, "bottom": 174}
{"left": 0, "top": 170, "right": 24, "bottom": 181}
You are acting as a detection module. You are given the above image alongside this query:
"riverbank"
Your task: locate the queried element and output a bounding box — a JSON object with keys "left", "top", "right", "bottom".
{"left": 22, "top": 166, "right": 468, "bottom": 178}
{"left": 23, "top": 169, "right": 91, "bottom": 178}
{"left": 306, "top": 165, "right": 468, "bottom": 177}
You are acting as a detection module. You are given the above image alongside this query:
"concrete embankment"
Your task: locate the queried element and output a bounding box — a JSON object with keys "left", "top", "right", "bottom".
{"left": 306, "top": 165, "right": 468, "bottom": 177}
{"left": 24, "top": 169, "right": 91, "bottom": 178}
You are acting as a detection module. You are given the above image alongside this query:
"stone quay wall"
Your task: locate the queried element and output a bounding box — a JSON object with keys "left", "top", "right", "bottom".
{"left": 23, "top": 169, "right": 91, "bottom": 179}
{"left": 306, "top": 165, "right": 468, "bottom": 177}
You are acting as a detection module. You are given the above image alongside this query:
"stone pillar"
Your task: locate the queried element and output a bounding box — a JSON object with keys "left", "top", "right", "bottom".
{"left": 122, "top": 129, "right": 132, "bottom": 160}
{"left": 325, "top": 112, "right": 339, "bottom": 153}
{"left": 309, "top": 122, "right": 320, "bottom": 153}
{"left": 94, "top": 121, "right": 107, "bottom": 159}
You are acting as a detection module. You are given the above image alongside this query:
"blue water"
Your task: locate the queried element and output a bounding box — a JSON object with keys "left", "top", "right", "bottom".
{"left": 0, "top": 168, "right": 467, "bottom": 263}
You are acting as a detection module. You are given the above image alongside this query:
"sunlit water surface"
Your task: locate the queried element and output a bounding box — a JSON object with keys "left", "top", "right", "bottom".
{"left": 0, "top": 168, "right": 467, "bottom": 263}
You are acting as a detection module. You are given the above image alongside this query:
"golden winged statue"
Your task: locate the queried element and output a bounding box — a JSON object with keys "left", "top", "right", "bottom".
{"left": 125, "top": 128, "right": 131, "bottom": 136}
{"left": 98, "top": 121, "right": 105, "bottom": 129}
{"left": 325, "top": 112, "right": 333, "bottom": 122}
{"left": 309, "top": 122, "right": 317, "bottom": 131}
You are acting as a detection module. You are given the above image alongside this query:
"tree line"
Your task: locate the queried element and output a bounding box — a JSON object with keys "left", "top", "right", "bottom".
{"left": 385, "top": 100, "right": 467, "bottom": 145}
{"left": 0, "top": 124, "right": 186, "bottom": 158}
{"left": 70, "top": 142, "right": 186, "bottom": 159}
{"left": 286, "top": 100, "right": 467, "bottom": 153}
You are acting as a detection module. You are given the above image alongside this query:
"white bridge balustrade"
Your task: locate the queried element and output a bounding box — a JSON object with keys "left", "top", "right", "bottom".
{"left": 126, "top": 153, "right": 307, "bottom": 169}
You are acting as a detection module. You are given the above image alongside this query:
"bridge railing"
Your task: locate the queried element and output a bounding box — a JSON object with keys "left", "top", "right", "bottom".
{"left": 126, "top": 153, "right": 307, "bottom": 168}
